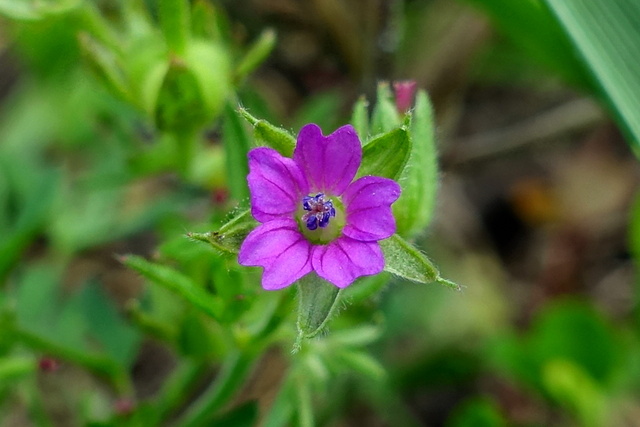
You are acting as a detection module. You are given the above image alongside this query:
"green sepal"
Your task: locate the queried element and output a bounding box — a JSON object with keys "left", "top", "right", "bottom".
{"left": 380, "top": 234, "right": 460, "bottom": 290}
{"left": 370, "top": 82, "right": 400, "bottom": 135}
{"left": 358, "top": 127, "right": 411, "bottom": 180}
{"left": 350, "top": 96, "right": 370, "bottom": 140}
{"left": 188, "top": 209, "right": 257, "bottom": 254}
{"left": 239, "top": 108, "right": 296, "bottom": 157}
{"left": 295, "top": 274, "right": 342, "bottom": 350}
{"left": 235, "top": 29, "right": 277, "bottom": 82}
{"left": 392, "top": 90, "right": 439, "bottom": 237}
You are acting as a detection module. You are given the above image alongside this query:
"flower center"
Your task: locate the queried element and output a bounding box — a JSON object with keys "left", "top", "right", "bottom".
{"left": 302, "top": 193, "right": 335, "bottom": 230}
{"left": 298, "top": 193, "right": 345, "bottom": 244}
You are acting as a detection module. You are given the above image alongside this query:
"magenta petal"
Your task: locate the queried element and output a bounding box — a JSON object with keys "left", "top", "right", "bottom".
{"left": 247, "top": 147, "right": 309, "bottom": 223}
{"left": 238, "top": 219, "right": 313, "bottom": 290}
{"left": 312, "top": 237, "right": 384, "bottom": 288}
{"left": 293, "top": 124, "right": 362, "bottom": 195}
{"left": 342, "top": 176, "right": 401, "bottom": 241}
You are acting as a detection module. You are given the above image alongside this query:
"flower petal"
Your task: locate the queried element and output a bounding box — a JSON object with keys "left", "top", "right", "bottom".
{"left": 293, "top": 124, "right": 362, "bottom": 195}
{"left": 247, "top": 147, "right": 309, "bottom": 223}
{"left": 342, "top": 176, "right": 401, "bottom": 241}
{"left": 312, "top": 237, "right": 384, "bottom": 288}
{"left": 238, "top": 219, "right": 313, "bottom": 290}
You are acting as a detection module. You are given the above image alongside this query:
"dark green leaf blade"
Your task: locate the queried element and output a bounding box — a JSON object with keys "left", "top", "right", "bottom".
{"left": 543, "top": 0, "right": 640, "bottom": 152}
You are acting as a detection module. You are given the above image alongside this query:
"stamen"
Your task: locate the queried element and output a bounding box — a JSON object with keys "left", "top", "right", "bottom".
{"left": 301, "top": 193, "right": 336, "bottom": 230}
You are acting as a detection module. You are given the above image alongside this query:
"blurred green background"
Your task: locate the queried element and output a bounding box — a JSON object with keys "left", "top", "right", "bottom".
{"left": 1, "top": 0, "right": 640, "bottom": 426}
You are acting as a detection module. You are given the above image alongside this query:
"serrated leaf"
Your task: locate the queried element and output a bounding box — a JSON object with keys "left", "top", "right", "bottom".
{"left": 380, "top": 234, "right": 460, "bottom": 290}
{"left": 124, "top": 255, "right": 223, "bottom": 321}
{"left": 543, "top": 0, "right": 640, "bottom": 153}
{"left": 358, "top": 127, "right": 411, "bottom": 180}
{"left": 239, "top": 108, "right": 296, "bottom": 157}
{"left": 188, "top": 209, "right": 257, "bottom": 254}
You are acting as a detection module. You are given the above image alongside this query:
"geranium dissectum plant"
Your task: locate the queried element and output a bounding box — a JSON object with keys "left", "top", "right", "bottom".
{"left": 238, "top": 124, "right": 401, "bottom": 290}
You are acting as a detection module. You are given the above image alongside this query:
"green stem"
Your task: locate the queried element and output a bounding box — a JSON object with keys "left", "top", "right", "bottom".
{"left": 295, "top": 374, "right": 315, "bottom": 427}
{"left": 172, "top": 129, "right": 198, "bottom": 178}
{"left": 262, "top": 373, "right": 295, "bottom": 427}
{"left": 153, "top": 361, "right": 208, "bottom": 422}
{"left": 25, "top": 379, "right": 54, "bottom": 427}
{"left": 14, "top": 328, "right": 130, "bottom": 394}
{"left": 177, "top": 351, "right": 255, "bottom": 427}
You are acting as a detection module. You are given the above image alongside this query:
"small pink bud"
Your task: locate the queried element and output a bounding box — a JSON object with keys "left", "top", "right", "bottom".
{"left": 393, "top": 80, "right": 417, "bottom": 113}
{"left": 38, "top": 357, "right": 61, "bottom": 372}
{"left": 114, "top": 398, "right": 135, "bottom": 416}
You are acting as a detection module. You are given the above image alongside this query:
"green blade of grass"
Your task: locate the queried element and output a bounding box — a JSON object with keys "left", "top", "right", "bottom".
{"left": 543, "top": 0, "right": 640, "bottom": 153}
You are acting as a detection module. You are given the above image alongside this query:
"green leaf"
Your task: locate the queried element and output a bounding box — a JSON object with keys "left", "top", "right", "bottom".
{"left": 178, "top": 312, "right": 216, "bottom": 358}
{"left": 336, "top": 351, "right": 387, "bottom": 383}
{"left": 392, "top": 90, "right": 438, "bottom": 237}
{"left": 350, "top": 96, "right": 370, "bottom": 140}
{"left": 542, "top": 0, "right": 640, "bottom": 153}
{"left": 261, "top": 375, "right": 295, "bottom": 427}
{"left": 124, "top": 255, "right": 223, "bottom": 321}
{"left": 542, "top": 360, "right": 607, "bottom": 427}
{"left": 235, "top": 29, "right": 276, "bottom": 82}
{"left": 159, "top": 0, "right": 190, "bottom": 55}
{"left": 125, "top": 34, "right": 169, "bottom": 116}
{"left": 0, "top": 357, "right": 36, "bottom": 384}
{"left": 380, "top": 234, "right": 460, "bottom": 290}
{"left": 464, "top": 0, "right": 592, "bottom": 89}
{"left": 222, "top": 103, "right": 250, "bottom": 201}
{"left": 178, "top": 351, "right": 255, "bottom": 427}
{"left": 358, "top": 127, "right": 411, "bottom": 180}
{"left": 78, "top": 33, "right": 129, "bottom": 100}
{"left": 81, "top": 281, "right": 141, "bottom": 368}
{"left": 184, "top": 40, "right": 232, "bottom": 120}
{"left": 0, "top": 167, "right": 57, "bottom": 281}
{"left": 188, "top": 209, "right": 257, "bottom": 254}
{"left": 209, "top": 401, "right": 258, "bottom": 427}
{"left": 448, "top": 398, "right": 506, "bottom": 427}
{"left": 239, "top": 108, "right": 296, "bottom": 157}
{"left": 295, "top": 274, "right": 342, "bottom": 347}
{"left": 370, "top": 82, "right": 400, "bottom": 135}
{"left": 292, "top": 91, "right": 341, "bottom": 132}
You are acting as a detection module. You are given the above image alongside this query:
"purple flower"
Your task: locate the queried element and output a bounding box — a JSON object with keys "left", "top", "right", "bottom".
{"left": 238, "top": 124, "right": 401, "bottom": 290}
